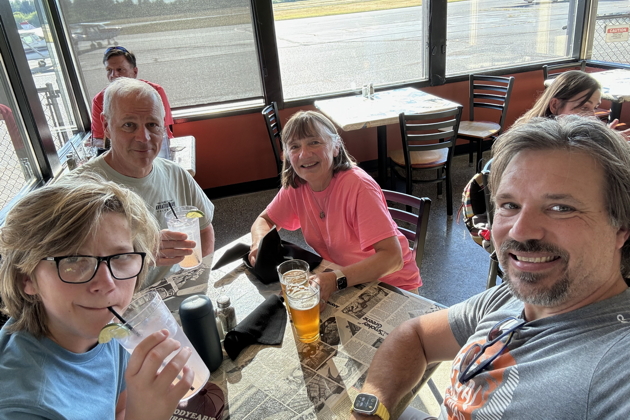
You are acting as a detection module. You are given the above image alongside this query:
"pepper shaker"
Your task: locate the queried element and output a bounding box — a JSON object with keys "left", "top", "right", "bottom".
{"left": 216, "top": 295, "right": 237, "bottom": 333}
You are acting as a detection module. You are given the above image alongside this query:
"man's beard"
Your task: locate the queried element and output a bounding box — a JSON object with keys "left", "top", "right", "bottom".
{"left": 499, "top": 238, "right": 572, "bottom": 307}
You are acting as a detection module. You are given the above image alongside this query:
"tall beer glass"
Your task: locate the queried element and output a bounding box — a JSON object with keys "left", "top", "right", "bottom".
{"left": 287, "top": 281, "right": 320, "bottom": 343}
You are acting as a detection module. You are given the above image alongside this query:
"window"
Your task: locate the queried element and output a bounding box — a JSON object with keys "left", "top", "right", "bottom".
{"left": 58, "top": 0, "right": 264, "bottom": 109}
{"left": 446, "top": 0, "right": 579, "bottom": 75}
{"left": 0, "top": 58, "right": 40, "bottom": 214}
{"left": 14, "top": 0, "right": 84, "bottom": 153}
{"left": 272, "top": 0, "right": 426, "bottom": 100}
{"left": 590, "top": 1, "right": 630, "bottom": 64}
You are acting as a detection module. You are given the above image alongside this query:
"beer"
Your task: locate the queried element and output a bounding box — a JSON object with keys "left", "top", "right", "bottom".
{"left": 281, "top": 269, "right": 309, "bottom": 302}
{"left": 287, "top": 282, "right": 320, "bottom": 343}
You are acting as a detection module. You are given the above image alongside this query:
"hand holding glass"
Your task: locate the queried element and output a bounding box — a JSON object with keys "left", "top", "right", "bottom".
{"left": 165, "top": 205, "right": 203, "bottom": 269}
{"left": 114, "top": 290, "right": 210, "bottom": 401}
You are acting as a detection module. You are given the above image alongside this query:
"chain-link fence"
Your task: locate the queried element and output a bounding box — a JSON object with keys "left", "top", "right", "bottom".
{"left": 592, "top": 13, "right": 630, "bottom": 64}
{"left": 1, "top": 84, "right": 72, "bottom": 211}
{"left": 0, "top": 119, "right": 27, "bottom": 210}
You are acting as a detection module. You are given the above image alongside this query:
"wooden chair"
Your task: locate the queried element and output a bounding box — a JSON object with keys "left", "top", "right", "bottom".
{"left": 542, "top": 60, "right": 586, "bottom": 80}
{"left": 542, "top": 61, "right": 612, "bottom": 122}
{"left": 390, "top": 107, "right": 463, "bottom": 218}
{"left": 261, "top": 102, "right": 283, "bottom": 175}
{"left": 382, "top": 190, "right": 431, "bottom": 269}
{"left": 382, "top": 190, "right": 442, "bottom": 407}
{"left": 457, "top": 75, "right": 514, "bottom": 171}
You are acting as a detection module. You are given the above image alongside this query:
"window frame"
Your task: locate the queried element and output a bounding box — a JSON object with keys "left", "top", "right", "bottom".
{"left": 0, "top": 0, "right": 618, "bottom": 221}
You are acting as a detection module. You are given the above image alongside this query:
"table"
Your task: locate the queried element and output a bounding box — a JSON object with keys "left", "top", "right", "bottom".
{"left": 544, "top": 69, "right": 630, "bottom": 121}
{"left": 589, "top": 69, "right": 630, "bottom": 121}
{"left": 315, "top": 87, "right": 462, "bottom": 186}
{"left": 149, "top": 235, "right": 445, "bottom": 419}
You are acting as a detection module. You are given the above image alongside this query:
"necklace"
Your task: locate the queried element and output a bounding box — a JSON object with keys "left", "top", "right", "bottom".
{"left": 309, "top": 187, "right": 330, "bottom": 219}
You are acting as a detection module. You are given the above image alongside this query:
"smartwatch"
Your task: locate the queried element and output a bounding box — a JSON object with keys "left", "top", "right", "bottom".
{"left": 352, "top": 393, "right": 390, "bottom": 420}
{"left": 333, "top": 269, "right": 347, "bottom": 290}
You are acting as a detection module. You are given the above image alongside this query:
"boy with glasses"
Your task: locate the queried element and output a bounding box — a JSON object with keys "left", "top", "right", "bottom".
{"left": 351, "top": 116, "right": 630, "bottom": 420}
{"left": 0, "top": 175, "right": 193, "bottom": 419}
{"left": 90, "top": 46, "right": 174, "bottom": 148}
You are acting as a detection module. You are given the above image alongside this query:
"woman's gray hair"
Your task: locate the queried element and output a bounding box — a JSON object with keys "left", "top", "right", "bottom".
{"left": 0, "top": 173, "right": 160, "bottom": 337}
{"left": 490, "top": 115, "right": 630, "bottom": 276}
{"left": 102, "top": 77, "right": 165, "bottom": 124}
{"left": 280, "top": 110, "right": 356, "bottom": 189}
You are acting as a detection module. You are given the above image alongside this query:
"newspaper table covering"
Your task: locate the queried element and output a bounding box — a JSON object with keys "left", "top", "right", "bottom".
{"left": 147, "top": 236, "right": 445, "bottom": 420}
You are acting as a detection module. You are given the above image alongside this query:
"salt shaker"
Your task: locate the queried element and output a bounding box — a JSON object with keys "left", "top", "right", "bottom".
{"left": 179, "top": 295, "right": 223, "bottom": 371}
{"left": 66, "top": 153, "right": 77, "bottom": 171}
{"left": 216, "top": 295, "right": 237, "bottom": 333}
{"left": 214, "top": 308, "right": 225, "bottom": 341}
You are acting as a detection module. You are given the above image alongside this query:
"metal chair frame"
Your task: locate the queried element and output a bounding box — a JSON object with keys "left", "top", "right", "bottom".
{"left": 392, "top": 107, "right": 462, "bottom": 217}
{"left": 262, "top": 102, "right": 283, "bottom": 175}
{"left": 480, "top": 159, "right": 503, "bottom": 289}
{"left": 382, "top": 190, "right": 431, "bottom": 269}
{"left": 459, "top": 75, "right": 515, "bottom": 171}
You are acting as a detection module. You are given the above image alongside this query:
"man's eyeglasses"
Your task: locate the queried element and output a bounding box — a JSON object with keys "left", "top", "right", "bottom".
{"left": 458, "top": 316, "right": 526, "bottom": 384}
{"left": 104, "top": 46, "right": 129, "bottom": 55}
{"left": 42, "top": 253, "right": 146, "bottom": 284}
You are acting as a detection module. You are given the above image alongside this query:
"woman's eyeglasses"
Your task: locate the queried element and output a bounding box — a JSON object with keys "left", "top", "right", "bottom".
{"left": 42, "top": 252, "right": 146, "bottom": 284}
{"left": 458, "top": 316, "right": 526, "bottom": 384}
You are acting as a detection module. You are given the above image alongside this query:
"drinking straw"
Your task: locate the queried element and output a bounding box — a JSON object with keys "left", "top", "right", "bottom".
{"left": 107, "top": 306, "right": 194, "bottom": 390}
{"left": 108, "top": 306, "right": 139, "bottom": 336}
{"left": 168, "top": 202, "right": 179, "bottom": 219}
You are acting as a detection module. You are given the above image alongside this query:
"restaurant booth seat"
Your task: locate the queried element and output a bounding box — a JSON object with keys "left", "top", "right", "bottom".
{"left": 457, "top": 74, "right": 515, "bottom": 171}
{"left": 261, "top": 101, "right": 283, "bottom": 177}
{"left": 390, "top": 107, "right": 463, "bottom": 219}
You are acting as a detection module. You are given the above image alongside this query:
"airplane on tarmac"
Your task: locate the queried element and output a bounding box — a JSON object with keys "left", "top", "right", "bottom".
{"left": 18, "top": 27, "right": 49, "bottom": 68}
{"left": 69, "top": 22, "right": 122, "bottom": 49}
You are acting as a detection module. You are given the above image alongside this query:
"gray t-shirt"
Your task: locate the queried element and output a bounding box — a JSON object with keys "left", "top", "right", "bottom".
{"left": 74, "top": 155, "right": 214, "bottom": 286}
{"left": 440, "top": 282, "right": 630, "bottom": 420}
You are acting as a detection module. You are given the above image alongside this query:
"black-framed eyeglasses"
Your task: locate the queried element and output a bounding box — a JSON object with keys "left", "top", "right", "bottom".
{"left": 104, "top": 46, "right": 129, "bottom": 55}
{"left": 458, "top": 316, "right": 526, "bottom": 384}
{"left": 42, "top": 252, "right": 146, "bottom": 284}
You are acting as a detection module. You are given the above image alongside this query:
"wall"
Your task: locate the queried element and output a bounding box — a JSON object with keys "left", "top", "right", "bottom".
{"left": 173, "top": 68, "right": 622, "bottom": 191}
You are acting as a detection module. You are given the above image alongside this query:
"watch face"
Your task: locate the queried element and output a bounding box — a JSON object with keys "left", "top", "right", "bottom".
{"left": 353, "top": 393, "right": 378, "bottom": 414}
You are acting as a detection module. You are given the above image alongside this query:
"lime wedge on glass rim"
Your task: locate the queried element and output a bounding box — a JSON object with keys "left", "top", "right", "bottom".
{"left": 98, "top": 323, "right": 131, "bottom": 344}
{"left": 185, "top": 210, "right": 205, "bottom": 218}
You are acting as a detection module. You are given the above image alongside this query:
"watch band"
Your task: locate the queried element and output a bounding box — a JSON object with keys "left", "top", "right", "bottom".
{"left": 333, "top": 269, "right": 347, "bottom": 290}
{"left": 352, "top": 393, "right": 390, "bottom": 420}
{"left": 373, "top": 401, "right": 390, "bottom": 420}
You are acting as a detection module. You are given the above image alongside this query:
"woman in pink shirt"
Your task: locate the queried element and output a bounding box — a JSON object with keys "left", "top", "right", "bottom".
{"left": 249, "top": 111, "right": 421, "bottom": 303}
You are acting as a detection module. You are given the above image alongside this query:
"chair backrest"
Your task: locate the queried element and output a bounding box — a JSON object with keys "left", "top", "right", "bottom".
{"left": 542, "top": 60, "right": 586, "bottom": 80}
{"left": 262, "top": 102, "right": 283, "bottom": 175}
{"left": 382, "top": 189, "right": 431, "bottom": 269}
{"left": 468, "top": 74, "right": 515, "bottom": 131}
{"left": 398, "top": 106, "right": 463, "bottom": 172}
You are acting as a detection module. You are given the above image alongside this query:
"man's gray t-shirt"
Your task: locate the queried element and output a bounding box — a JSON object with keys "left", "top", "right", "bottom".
{"left": 75, "top": 155, "right": 214, "bottom": 285}
{"left": 440, "top": 282, "right": 630, "bottom": 420}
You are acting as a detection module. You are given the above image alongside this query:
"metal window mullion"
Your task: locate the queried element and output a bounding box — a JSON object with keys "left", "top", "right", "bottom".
{"left": 567, "top": 0, "right": 591, "bottom": 59}
{"left": 0, "top": 1, "right": 60, "bottom": 180}
{"left": 251, "top": 0, "right": 284, "bottom": 109}
{"left": 427, "top": 0, "right": 447, "bottom": 86}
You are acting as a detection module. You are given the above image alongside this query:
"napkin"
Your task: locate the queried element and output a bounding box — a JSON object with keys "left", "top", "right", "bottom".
{"left": 223, "top": 294, "right": 287, "bottom": 360}
{"left": 211, "top": 242, "right": 250, "bottom": 271}
{"left": 211, "top": 227, "right": 322, "bottom": 284}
